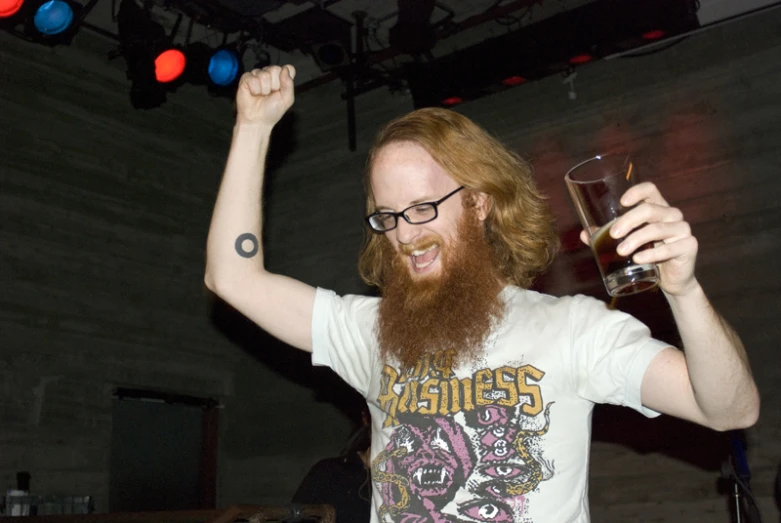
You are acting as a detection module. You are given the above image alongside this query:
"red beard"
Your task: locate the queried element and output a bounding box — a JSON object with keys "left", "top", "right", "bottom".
{"left": 376, "top": 209, "right": 505, "bottom": 372}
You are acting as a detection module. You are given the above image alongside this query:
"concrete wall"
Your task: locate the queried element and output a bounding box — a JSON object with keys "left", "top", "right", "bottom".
{"left": 1, "top": 6, "right": 779, "bottom": 521}
{"left": 0, "top": 29, "right": 359, "bottom": 511}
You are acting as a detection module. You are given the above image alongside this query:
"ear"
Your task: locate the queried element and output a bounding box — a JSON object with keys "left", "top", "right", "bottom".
{"left": 473, "top": 191, "right": 493, "bottom": 221}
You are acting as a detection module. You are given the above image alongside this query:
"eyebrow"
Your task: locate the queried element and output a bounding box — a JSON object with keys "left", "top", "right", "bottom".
{"left": 374, "top": 195, "right": 439, "bottom": 212}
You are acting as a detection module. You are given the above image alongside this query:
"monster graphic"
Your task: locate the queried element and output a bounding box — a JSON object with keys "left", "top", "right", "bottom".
{"left": 450, "top": 402, "right": 555, "bottom": 522}
{"left": 372, "top": 358, "right": 554, "bottom": 523}
{"left": 373, "top": 414, "right": 475, "bottom": 522}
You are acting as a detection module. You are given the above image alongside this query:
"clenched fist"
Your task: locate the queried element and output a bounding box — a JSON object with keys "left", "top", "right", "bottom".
{"left": 236, "top": 65, "right": 296, "bottom": 127}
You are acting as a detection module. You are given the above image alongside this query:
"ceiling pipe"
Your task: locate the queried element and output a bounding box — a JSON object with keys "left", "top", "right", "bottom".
{"left": 297, "top": 0, "right": 539, "bottom": 92}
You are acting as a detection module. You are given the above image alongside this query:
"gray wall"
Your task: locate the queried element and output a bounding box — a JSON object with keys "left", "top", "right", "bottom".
{"left": 1, "top": 6, "right": 780, "bottom": 522}
{"left": 0, "top": 29, "right": 359, "bottom": 510}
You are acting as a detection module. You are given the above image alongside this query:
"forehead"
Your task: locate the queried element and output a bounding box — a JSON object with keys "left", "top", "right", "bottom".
{"left": 370, "top": 142, "right": 456, "bottom": 208}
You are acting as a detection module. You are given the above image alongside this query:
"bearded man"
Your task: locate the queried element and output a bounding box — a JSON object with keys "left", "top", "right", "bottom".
{"left": 205, "top": 65, "right": 759, "bottom": 523}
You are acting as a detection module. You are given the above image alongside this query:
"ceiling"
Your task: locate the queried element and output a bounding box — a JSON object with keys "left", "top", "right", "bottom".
{"left": 75, "top": 0, "right": 780, "bottom": 84}
{"left": 81, "top": 0, "right": 592, "bottom": 87}
{"left": 22, "top": 0, "right": 781, "bottom": 98}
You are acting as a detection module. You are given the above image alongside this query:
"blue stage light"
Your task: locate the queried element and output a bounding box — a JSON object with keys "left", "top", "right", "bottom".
{"left": 33, "top": 0, "right": 73, "bottom": 35}
{"left": 208, "top": 49, "right": 240, "bottom": 86}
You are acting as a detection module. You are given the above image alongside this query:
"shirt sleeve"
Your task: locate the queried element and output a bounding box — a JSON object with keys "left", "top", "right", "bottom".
{"left": 568, "top": 294, "right": 670, "bottom": 417}
{"left": 311, "top": 287, "right": 379, "bottom": 398}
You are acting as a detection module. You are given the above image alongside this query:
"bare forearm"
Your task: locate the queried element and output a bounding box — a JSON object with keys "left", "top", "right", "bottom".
{"left": 667, "top": 282, "right": 760, "bottom": 429}
{"left": 205, "top": 123, "right": 274, "bottom": 289}
{"left": 201, "top": 66, "right": 316, "bottom": 351}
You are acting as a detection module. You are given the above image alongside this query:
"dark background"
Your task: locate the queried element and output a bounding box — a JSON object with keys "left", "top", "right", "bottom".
{"left": 1, "top": 6, "right": 779, "bottom": 522}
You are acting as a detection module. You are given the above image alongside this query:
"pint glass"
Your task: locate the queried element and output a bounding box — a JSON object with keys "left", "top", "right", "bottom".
{"left": 565, "top": 154, "right": 659, "bottom": 297}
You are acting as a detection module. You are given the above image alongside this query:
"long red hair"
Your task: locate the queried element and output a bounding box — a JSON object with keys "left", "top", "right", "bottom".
{"left": 359, "top": 108, "right": 559, "bottom": 288}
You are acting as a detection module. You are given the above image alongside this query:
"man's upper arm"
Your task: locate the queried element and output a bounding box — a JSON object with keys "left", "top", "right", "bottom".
{"left": 640, "top": 347, "right": 710, "bottom": 426}
{"left": 213, "top": 271, "right": 317, "bottom": 352}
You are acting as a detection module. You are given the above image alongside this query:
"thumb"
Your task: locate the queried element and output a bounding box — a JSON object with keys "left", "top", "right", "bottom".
{"left": 579, "top": 229, "right": 590, "bottom": 246}
{"left": 281, "top": 65, "right": 296, "bottom": 87}
{"left": 280, "top": 65, "right": 296, "bottom": 102}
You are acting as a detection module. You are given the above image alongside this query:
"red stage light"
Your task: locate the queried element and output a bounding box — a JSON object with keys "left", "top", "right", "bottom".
{"left": 0, "top": 0, "right": 24, "bottom": 18}
{"left": 442, "top": 96, "right": 463, "bottom": 107}
{"left": 642, "top": 29, "right": 666, "bottom": 40}
{"left": 502, "top": 75, "right": 526, "bottom": 87}
{"left": 569, "top": 54, "right": 593, "bottom": 65}
{"left": 155, "top": 49, "right": 186, "bottom": 83}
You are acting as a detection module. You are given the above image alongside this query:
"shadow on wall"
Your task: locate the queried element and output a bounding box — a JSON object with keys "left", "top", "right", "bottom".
{"left": 591, "top": 404, "right": 729, "bottom": 472}
{"left": 261, "top": 109, "right": 300, "bottom": 234}
{"left": 208, "top": 294, "right": 365, "bottom": 424}
{"left": 265, "top": 111, "right": 300, "bottom": 176}
{"left": 205, "top": 108, "right": 365, "bottom": 423}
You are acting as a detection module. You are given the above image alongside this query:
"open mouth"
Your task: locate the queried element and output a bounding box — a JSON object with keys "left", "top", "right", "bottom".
{"left": 413, "top": 465, "right": 449, "bottom": 487}
{"left": 409, "top": 244, "right": 440, "bottom": 273}
{"left": 410, "top": 464, "right": 453, "bottom": 497}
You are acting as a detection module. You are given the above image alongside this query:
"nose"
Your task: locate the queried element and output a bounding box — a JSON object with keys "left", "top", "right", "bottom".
{"left": 393, "top": 217, "right": 421, "bottom": 246}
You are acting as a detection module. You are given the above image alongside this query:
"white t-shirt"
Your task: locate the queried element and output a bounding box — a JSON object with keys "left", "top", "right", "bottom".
{"left": 311, "top": 285, "right": 669, "bottom": 523}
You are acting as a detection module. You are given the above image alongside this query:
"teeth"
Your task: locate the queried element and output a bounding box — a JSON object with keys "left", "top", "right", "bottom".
{"left": 411, "top": 244, "right": 437, "bottom": 256}
{"left": 409, "top": 244, "right": 438, "bottom": 270}
{"left": 413, "top": 258, "right": 435, "bottom": 269}
{"left": 413, "top": 467, "right": 448, "bottom": 486}
{"left": 414, "top": 469, "right": 423, "bottom": 485}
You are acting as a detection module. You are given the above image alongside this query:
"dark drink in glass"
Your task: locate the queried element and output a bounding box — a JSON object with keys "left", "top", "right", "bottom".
{"left": 589, "top": 219, "right": 658, "bottom": 296}
{"left": 565, "top": 154, "right": 660, "bottom": 297}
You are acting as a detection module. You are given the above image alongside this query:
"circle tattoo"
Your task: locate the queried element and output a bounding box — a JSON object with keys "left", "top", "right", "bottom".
{"left": 234, "top": 233, "right": 259, "bottom": 258}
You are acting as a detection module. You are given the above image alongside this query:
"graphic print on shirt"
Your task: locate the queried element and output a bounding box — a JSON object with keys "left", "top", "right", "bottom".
{"left": 373, "top": 348, "right": 554, "bottom": 522}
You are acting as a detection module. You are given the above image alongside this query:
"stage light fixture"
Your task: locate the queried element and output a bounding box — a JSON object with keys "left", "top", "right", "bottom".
{"left": 1, "top": 0, "right": 84, "bottom": 44}
{"left": 0, "top": 0, "right": 24, "bottom": 18}
{"left": 184, "top": 41, "right": 243, "bottom": 94}
{"left": 316, "top": 42, "right": 345, "bottom": 66}
{"left": 569, "top": 53, "right": 593, "bottom": 65}
{"left": 125, "top": 52, "right": 167, "bottom": 109}
{"left": 117, "top": 0, "right": 183, "bottom": 108}
{"left": 33, "top": 0, "right": 72, "bottom": 34}
{"left": 155, "top": 47, "right": 186, "bottom": 83}
{"left": 405, "top": 0, "right": 699, "bottom": 108}
{"left": 311, "top": 40, "right": 350, "bottom": 72}
{"left": 502, "top": 75, "right": 526, "bottom": 87}
{"left": 642, "top": 29, "right": 666, "bottom": 40}
{"left": 208, "top": 48, "right": 240, "bottom": 86}
{"left": 205, "top": 45, "right": 244, "bottom": 97}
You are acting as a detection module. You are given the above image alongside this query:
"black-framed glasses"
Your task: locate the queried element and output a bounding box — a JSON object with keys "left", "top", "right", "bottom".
{"left": 365, "top": 186, "right": 465, "bottom": 232}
